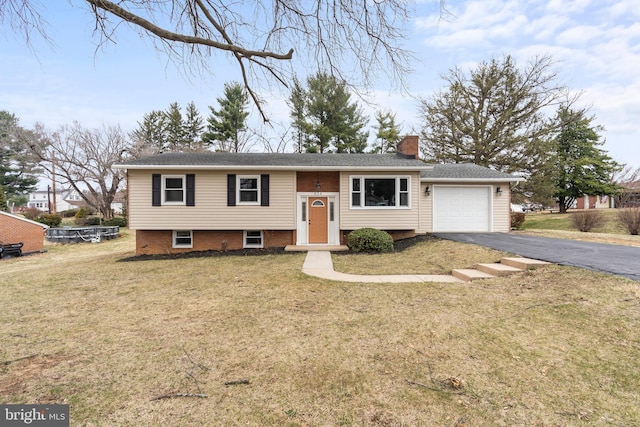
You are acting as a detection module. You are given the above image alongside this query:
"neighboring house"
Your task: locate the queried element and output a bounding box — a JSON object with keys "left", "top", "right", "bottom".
{"left": 616, "top": 180, "right": 640, "bottom": 208}
{"left": 576, "top": 194, "right": 615, "bottom": 210}
{"left": 0, "top": 211, "right": 48, "bottom": 254}
{"left": 27, "top": 188, "right": 84, "bottom": 213}
{"left": 113, "top": 136, "right": 524, "bottom": 255}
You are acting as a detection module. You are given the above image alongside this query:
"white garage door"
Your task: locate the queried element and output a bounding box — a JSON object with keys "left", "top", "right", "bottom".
{"left": 433, "top": 186, "right": 491, "bottom": 232}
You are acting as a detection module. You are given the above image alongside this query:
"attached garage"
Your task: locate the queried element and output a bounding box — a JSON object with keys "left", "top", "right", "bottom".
{"left": 421, "top": 164, "right": 525, "bottom": 234}
{"left": 433, "top": 186, "right": 492, "bottom": 232}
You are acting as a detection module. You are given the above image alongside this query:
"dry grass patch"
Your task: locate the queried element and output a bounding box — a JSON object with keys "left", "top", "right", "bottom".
{"left": 332, "top": 237, "right": 510, "bottom": 275}
{"left": 2, "top": 232, "right": 639, "bottom": 426}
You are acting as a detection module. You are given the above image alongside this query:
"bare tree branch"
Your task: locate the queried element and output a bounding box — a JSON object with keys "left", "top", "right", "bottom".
{"left": 3, "top": 0, "right": 419, "bottom": 121}
{"left": 28, "top": 122, "right": 128, "bottom": 219}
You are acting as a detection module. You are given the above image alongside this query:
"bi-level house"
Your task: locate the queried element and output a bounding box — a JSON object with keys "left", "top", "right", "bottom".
{"left": 113, "top": 136, "right": 523, "bottom": 255}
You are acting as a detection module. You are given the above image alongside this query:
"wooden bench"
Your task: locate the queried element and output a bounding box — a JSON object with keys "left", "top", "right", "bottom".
{"left": 0, "top": 242, "right": 23, "bottom": 259}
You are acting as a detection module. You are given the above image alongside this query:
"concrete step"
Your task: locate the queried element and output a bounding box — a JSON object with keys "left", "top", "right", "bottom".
{"left": 285, "top": 245, "right": 349, "bottom": 252}
{"left": 500, "top": 257, "right": 551, "bottom": 270}
{"left": 477, "top": 263, "right": 524, "bottom": 277}
{"left": 452, "top": 268, "right": 496, "bottom": 281}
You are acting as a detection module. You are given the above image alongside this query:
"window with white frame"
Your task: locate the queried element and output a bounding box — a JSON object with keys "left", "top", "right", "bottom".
{"left": 238, "top": 176, "right": 259, "bottom": 204}
{"left": 173, "top": 230, "right": 193, "bottom": 248}
{"left": 163, "top": 175, "right": 186, "bottom": 204}
{"left": 350, "top": 176, "right": 410, "bottom": 208}
{"left": 243, "top": 230, "right": 263, "bottom": 248}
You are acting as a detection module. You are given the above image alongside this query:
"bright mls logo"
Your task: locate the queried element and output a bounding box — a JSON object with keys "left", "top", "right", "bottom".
{"left": 1, "top": 405, "right": 69, "bottom": 426}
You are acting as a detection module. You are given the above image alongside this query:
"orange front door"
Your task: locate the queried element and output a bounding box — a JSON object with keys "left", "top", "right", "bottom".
{"left": 308, "top": 197, "right": 328, "bottom": 244}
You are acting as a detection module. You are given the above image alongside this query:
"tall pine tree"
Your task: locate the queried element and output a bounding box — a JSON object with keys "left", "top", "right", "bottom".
{"left": 130, "top": 110, "right": 168, "bottom": 155}
{"left": 183, "top": 102, "right": 205, "bottom": 151}
{"left": 164, "top": 102, "right": 187, "bottom": 151}
{"left": 551, "top": 107, "right": 621, "bottom": 213}
{"left": 0, "top": 111, "right": 39, "bottom": 203}
{"left": 291, "top": 72, "right": 369, "bottom": 153}
{"left": 372, "top": 110, "right": 401, "bottom": 153}
{"left": 288, "top": 77, "right": 307, "bottom": 153}
{"left": 203, "top": 82, "right": 250, "bottom": 152}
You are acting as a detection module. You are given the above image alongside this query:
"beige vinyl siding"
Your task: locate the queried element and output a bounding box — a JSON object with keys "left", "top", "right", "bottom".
{"left": 339, "top": 171, "right": 421, "bottom": 230}
{"left": 418, "top": 182, "right": 433, "bottom": 233}
{"left": 128, "top": 169, "right": 296, "bottom": 230}
{"left": 493, "top": 183, "right": 511, "bottom": 232}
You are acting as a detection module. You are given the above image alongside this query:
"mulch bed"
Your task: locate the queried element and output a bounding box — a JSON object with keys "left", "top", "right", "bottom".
{"left": 121, "top": 234, "right": 439, "bottom": 262}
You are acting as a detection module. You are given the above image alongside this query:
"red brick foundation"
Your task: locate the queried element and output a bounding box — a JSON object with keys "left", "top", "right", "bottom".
{"left": 135, "top": 229, "right": 295, "bottom": 255}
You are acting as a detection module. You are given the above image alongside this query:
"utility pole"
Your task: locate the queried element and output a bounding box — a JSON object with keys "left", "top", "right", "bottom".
{"left": 47, "top": 185, "right": 52, "bottom": 214}
{"left": 51, "top": 151, "right": 57, "bottom": 213}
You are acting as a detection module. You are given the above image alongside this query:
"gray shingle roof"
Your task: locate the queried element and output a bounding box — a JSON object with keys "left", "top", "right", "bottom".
{"left": 420, "top": 163, "right": 524, "bottom": 181}
{"left": 114, "top": 152, "right": 431, "bottom": 170}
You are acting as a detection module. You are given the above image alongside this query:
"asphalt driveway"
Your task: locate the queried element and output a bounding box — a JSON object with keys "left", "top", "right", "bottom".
{"left": 433, "top": 233, "right": 640, "bottom": 281}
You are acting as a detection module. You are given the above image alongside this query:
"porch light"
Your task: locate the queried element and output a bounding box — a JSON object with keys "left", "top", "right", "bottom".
{"left": 424, "top": 185, "right": 430, "bottom": 196}
{"left": 315, "top": 178, "right": 321, "bottom": 193}
{"left": 496, "top": 186, "right": 503, "bottom": 195}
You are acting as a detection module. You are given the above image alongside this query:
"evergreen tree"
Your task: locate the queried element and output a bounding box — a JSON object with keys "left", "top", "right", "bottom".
{"left": 551, "top": 107, "right": 621, "bottom": 213}
{"left": 130, "top": 110, "right": 168, "bottom": 155}
{"left": 203, "top": 82, "right": 250, "bottom": 152}
{"left": 164, "top": 102, "right": 186, "bottom": 151}
{"left": 183, "top": 102, "right": 205, "bottom": 151}
{"left": 372, "top": 110, "right": 401, "bottom": 153}
{"left": 0, "top": 184, "right": 8, "bottom": 212}
{"left": 293, "top": 72, "right": 369, "bottom": 153}
{"left": 0, "top": 111, "right": 39, "bottom": 201}
{"left": 288, "top": 77, "right": 307, "bottom": 153}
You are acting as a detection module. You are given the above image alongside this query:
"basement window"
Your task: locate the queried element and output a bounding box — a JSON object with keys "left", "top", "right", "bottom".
{"left": 244, "top": 230, "right": 264, "bottom": 248}
{"left": 173, "top": 230, "right": 193, "bottom": 248}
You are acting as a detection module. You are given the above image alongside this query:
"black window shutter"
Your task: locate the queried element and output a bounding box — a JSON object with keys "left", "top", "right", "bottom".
{"left": 227, "top": 174, "right": 236, "bottom": 206}
{"left": 260, "top": 174, "right": 270, "bottom": 206}
{"left": 152, "top": 174, "right": 161, "bottom": 206}
{"left": 186, "top": 174, "right": 195, "bottom": 206}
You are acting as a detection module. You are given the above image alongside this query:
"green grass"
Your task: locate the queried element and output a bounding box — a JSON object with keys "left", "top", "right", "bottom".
{"left": 521, "top": 209, "right": 623, "bottom": 233}
{"left": 1, "top": 231, "right": 639, "bottom": 426}
{"left": 517, "top": 210, "right": 640, "bottom": 246}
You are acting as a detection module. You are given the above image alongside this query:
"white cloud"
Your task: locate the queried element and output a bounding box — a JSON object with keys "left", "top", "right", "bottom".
{"left": 555, "top": 25, "right": 603, "bottom": 46}
{"left": 545, "top": 0, "right": 594, "bottom": 14}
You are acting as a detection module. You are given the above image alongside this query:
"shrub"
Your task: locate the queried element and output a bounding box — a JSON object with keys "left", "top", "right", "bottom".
{"left": 87, "top": 217, "right": 102, "bottom": 226}
{"left": 36, "top": 213, "right": 62, "bottom": 227}
{"left": 571, "top": 210, "right": 607, "bottom": 232}
{"left": 60, "top": 209, "right": 79, "bottom": 218}
{"left": 511, "top": 212, "right": 526, "bottom": 230}
{"left": 22, "top": 207, "right": 41, "bottom": 220}
{"left": 104, "top": 217, "right": 127, "bottom": 227}
{"left": 617, "top": 208, "right": 640, "bottom": 235}
{"left": 74, "top": 208, "right": 88, "bottom": 225}
{"left": 347, "top": 228, "right": 394, "bottom": 253}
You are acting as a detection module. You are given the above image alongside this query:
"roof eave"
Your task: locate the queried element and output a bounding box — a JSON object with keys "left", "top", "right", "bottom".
{"left": 113, "top": 164, "right": 433, "bottom": 171}
{"left": 421, "top": 177, "right": 526, "bottom": 183}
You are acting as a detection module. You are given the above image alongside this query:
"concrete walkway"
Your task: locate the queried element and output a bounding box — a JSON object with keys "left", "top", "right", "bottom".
{"left": 302, "top": 251, "right": 465, "bottom": 283}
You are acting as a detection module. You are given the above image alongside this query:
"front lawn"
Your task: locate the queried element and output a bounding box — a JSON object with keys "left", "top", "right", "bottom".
{"left": 1, "top": 232, "right": 638, "bottom": 426}
{"left": 518, "top": 210, "right": 640, "bottom": 246}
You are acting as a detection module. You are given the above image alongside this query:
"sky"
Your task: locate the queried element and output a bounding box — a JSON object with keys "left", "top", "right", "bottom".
{"left": 1, "top": 0, "right": 639, "bottom": 170}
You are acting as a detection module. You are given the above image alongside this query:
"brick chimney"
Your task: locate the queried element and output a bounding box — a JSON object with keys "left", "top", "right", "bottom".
{"left": 396, "top": 135, "right": 419, "bottom": 159}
